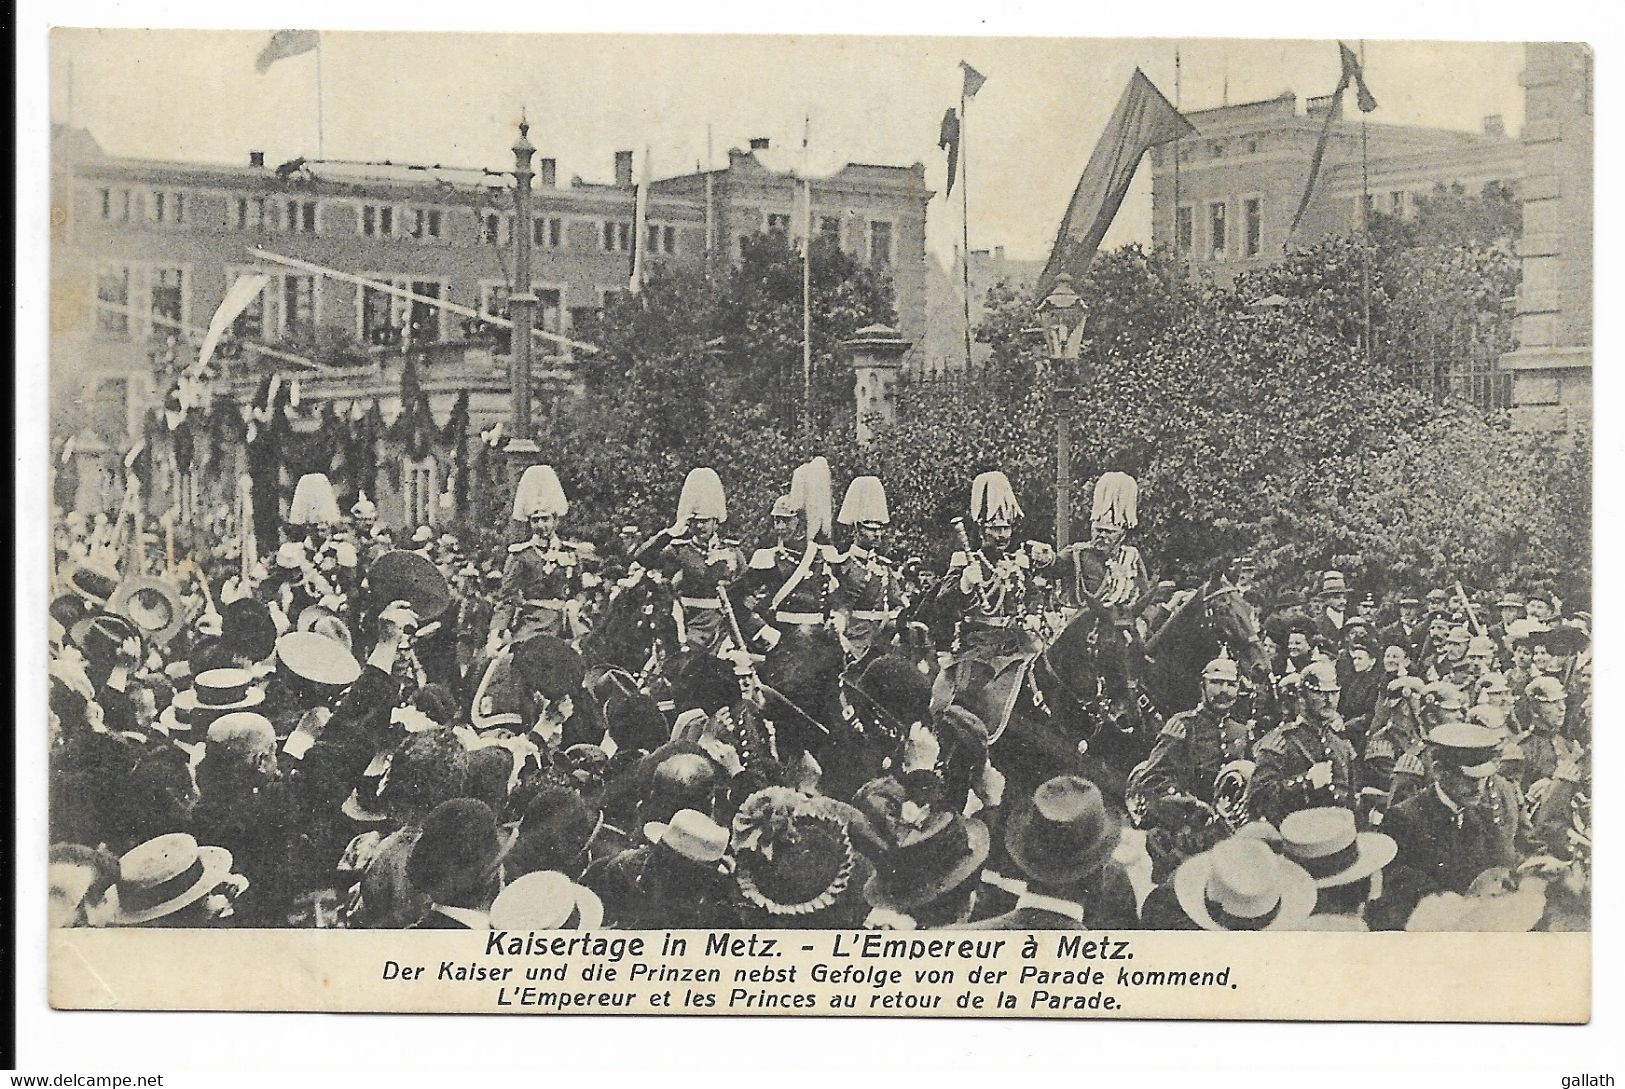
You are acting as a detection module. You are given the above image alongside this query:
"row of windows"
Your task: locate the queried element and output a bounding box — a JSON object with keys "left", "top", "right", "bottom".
{"left": 90, "top": 263, "right": 620, "bottom": 346}
{"left": 1174, "top": 196, "right": 1265, "bottom": 261}
{"left": 758, "top": 213, "right": 894, "bottom": 266}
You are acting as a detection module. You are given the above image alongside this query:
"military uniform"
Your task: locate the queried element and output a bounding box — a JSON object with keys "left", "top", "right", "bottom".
{"left": 1128, "top": 704, "right": 1251, "bottom": 809}
{"left": 1245, "top": 716, "right": 1357, "bottom": 825}
{"left": 634, "top": 530, "right": 749, "bottom": 656}
{"left": 829, "top": 543, "right": 905, "bottom": 662}
{"left": 744, "top": 540, "right": 838, "bottom": 634}
{"left": 1361, "top": 717, "right": 1428, "bottom": 808}
{"left": 493, "top": 535, "right": 585, "bottom": 644}
{"left": 1382, "top": 777, "right": 1524, "bottom": 897}
{"left": 942, "top": 543, "right": 1050, "bottom": 656}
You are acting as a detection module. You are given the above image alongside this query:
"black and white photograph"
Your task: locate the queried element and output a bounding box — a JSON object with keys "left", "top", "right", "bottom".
{"left": 32, "top": 24, "right": 1594, "bottom": 1026}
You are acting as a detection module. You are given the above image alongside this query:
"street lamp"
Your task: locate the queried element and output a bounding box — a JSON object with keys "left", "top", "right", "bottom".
{"left": 1036, "top": 272, "right": 1089, "bottom": 549}
{"left": 506, "top": 116, "right": 540, "bottom": 464}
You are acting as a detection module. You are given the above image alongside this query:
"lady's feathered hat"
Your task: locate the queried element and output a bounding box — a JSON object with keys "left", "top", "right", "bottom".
{"left": 970, "top": 471, "right": 1021, "bottom": 528}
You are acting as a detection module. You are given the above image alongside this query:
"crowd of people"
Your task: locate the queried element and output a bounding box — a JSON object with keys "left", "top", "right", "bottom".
{"left": 47, "top": 461, "right": 1590, "bottom": 934}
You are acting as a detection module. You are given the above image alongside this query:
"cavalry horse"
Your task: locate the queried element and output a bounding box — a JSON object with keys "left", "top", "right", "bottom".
{"left": 1139, "top": 570, "right": 1274, "bottom": 720}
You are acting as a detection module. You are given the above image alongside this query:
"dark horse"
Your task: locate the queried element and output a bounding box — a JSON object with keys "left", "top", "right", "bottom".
{"left": 1140, "top": 572, "right": 1274, "bottom": 720}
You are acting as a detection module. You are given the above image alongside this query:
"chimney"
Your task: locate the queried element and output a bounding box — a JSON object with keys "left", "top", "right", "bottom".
{"left": 248, "top": 150, "right": 265, "bottom": 168}
{"left": 539, "top": 157, "right": 557, "bottom": 187}
{"left": 994, "top": 245, "right": 1006, "bottom": 262}
{"left": 614, "top": 150, "right": 634, "bottom": 187}
{"left": 749, "top": 137, "right": 771, "bottom": 152}
{"left": 1483, "top": 115, "right": 1506, "bottom": 138}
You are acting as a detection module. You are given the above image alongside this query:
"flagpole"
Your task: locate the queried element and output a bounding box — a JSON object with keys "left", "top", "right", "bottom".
{"left": 1173, "top": 47, "right": 1182, "bottom": 264}
{"left": 1359, "top": 40, "right": 1372, "bottom": 366}
{"left": 315, "top": 35, "right": 325, "bottom": 159}
{"left": 801, "top": 116, "right": 813, "bottom": 436}
{"left": 960, "top": 85, "right": 973, "bottom": 371}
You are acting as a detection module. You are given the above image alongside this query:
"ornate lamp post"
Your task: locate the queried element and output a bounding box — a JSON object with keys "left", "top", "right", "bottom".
{"left": 1036, "top": 273, "right": 1089, "bottom": 549}
{"left": 505, "top": 116, "right": 540, "bottom": 467}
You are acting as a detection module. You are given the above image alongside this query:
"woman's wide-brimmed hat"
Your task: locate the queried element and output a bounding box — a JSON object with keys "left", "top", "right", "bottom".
{"left": 1278, "top": 807, "right": 1398, "bottom": 889}
{"left": 863, "top": 809, "right": 989, "bottom": 911}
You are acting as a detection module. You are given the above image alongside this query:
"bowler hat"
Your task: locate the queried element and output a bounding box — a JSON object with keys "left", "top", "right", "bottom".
{"left": 221, "top": 599, "right": 278, "bottom": 664}
{"left": 405, "top": 798, "right": 515, "bottom": 902}
{"left": 512, "top": 635, "right": 585, "bottom": 700}
{"left": 1004, "top": 776, "right": 1121, "bottom": 886}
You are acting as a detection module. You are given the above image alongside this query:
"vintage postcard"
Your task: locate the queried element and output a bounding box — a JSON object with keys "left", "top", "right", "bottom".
{"left": 43, "top": 29, "right": 1591, "bottom": 1021}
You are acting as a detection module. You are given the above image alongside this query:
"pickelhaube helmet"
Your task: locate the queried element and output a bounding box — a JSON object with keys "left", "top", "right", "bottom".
{"left": 1300, "top": 660, "right": 1341, "bottom": 693}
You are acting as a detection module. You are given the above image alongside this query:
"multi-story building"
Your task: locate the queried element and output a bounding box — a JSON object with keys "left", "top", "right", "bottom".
{"left": 49, "top": 127, "right": 931, "bottom": 519}
{"left": 1148, "top": 92, "right": 1523, "bottom": 279}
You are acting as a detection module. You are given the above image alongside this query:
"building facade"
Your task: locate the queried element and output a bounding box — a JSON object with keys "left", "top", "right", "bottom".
{"left": 49, "top": 128, "right": 931, "bottom": 521}
{"left": 1148, "top": 92, "right": 1523, "bottom": 280}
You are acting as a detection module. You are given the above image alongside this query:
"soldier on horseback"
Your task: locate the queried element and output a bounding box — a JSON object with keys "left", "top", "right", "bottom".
{"left": 488, "top": 465, "right": 587, "bottom": 649}
{"left": 742, "top": 460, "right": 838, "bottom": 654}
{"left": 631, "top": 467, "right": 750, "bottom": 659}
{"left": 1057, "top": 472, "right": 1151, "bottom": 614}
{"left": 829, "top": 475, "right": 907, "bottom": 666}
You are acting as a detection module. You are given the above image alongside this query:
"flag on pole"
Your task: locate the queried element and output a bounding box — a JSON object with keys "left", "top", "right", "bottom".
{"left": 1035, "top": 69, "right": 1193, "bottom": 304}
{"left": 939, "top": 108, "right": 961, "bottom": 196}
{"left": 1288, "top": 42, "right": 1378, "bottom": 241}
{"left": 195, "top": 274, "right": 270, "bottom": 378}
{"left": 255, "top": 30, "right": 319, "bottom": 74}
{"left": 629, "top": 147, "right": 651, "bottom": 293}
{"left": 960, "top": 61, "right": 987, "bottom": 99}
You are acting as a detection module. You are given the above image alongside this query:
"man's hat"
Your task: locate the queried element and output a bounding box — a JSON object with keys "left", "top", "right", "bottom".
{"left": 676, "top": 467, "right": 728, "bottom": 523}
{"left": 1300, "top": 660, "right": 1341, "bottom": 693}
{"left": 837, "top": 476, "right": 890, "bottom": 528}
{"left": 1004, "top": 776, "right": 1121, "bottom": 887}
{"left": 110, "top": 834, "right": 236, "bottom": 926}
{"left": 366, "top": 550, "right": 452, "bottom": 622}
{"left": 1318, "top": 571, "right": 1349, "bottom": 596}
{"left": 644, "top": 809, "right": 729, "bottom": 865}
{"left": 1426, "top": 588, "right": 1450, "bottom": 604}
{"left": 863, "top": 810, "right": 990, "bottom": 910}
{"left": 770, "top": 493, "right": 798, "bottom": 519}
{"left": 1201, "top": 656, "right": 1240, "bottom": 682}
{"left": 1445, "top": 626, "right": 1472, "bottom": 646}
{"left": 512, "top": 464, "right": 569, "bottom": 520}
{"left": 509, "top": 788, "right": 601, "bottom": 878}
{"left": 490, "top": 871, "right": 603, "bottom": 931}
{"left": 221, "top": 599, "right": 278, "bottom": 663}
{"left": 275, "top": 631, "right": 361, "bottom": 689}
{"left": 1173, "top": 837, "right": 1317, "bottom": 932}
{"left": 288, "top": 473, "right": 341, "bottom": 526}
{"left": 1406, "top": 886, "right": 1547, "bottom": 933}
{"left": 1504, "top": 618, "right": 1548, "bottom": 645}
{"left": 1398, "top": 595, "right": 1422, "bottom": 607}
{"left": 1423, "top": 681, "right": 1467, "bottom": 712}
{"left": 1524, "top": 588, "right": 1555, "bottom": 607}
{"left": 1525, "top": 625, "right": 1587, "bottom": 657}
{"left": 1425, "top": 723, "right": 1502, "bottom": 777}
{"left": 1278, "top": 808, "right": 1397, "bottom": 889}
{"left": 1495, "top": 591, "right": 1525, "bottom": 609}
{"left": 845, "top": 655, "right": 931, "bottom": 736}
{"left": 1475, "top": 671, "right": 1511, "bottom": 696}
{"left": 172, "top": 667, "right": 266, "bottom": 727}
{"left": 350, "top": 492, "right": 377, "bottom": 520}
{"left": 1466, "top": 635, "right": 1498, "bottom": 657}
{"left": 66, "top": 562, "right": 121, "bottom": 607}
{"left": 405, "top": 798, "right": 515, "bottom": 902}
{"left": 970, "top": 471, "right": 1021, "bottom": 528}
{"left": 1089, "top": 472, "right": 1138, "bottom": 533}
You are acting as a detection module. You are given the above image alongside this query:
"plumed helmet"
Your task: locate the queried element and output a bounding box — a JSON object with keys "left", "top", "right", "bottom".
{"left": 512, "top": 464, "right": 569, "bottom": 520}
{"left": 288, "top": 473, "right": 341, "bottom": 526}
{"left": 676, "top": 467, "right": 727, "bottom": 523}
{"left": 1090, "top": 472, "right": 1138, "bottom": 532}
{"left": 837, "top": 476, "right": 890, "bottom": 528}
{"left": 788, "top": 457, "right": 833, "bottom": 542}
{"left": 970, "top": 471, "right": 1021, "bottom": 527}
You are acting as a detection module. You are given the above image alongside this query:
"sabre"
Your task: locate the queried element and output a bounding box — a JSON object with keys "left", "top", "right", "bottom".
{"left": 1455, "top": 580, "right": 1486, "bottom": 638}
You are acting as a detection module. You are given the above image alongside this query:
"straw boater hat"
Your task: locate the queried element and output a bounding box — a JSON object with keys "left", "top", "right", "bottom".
{"left": 837, "top": 476, "right": 890, "bottom": 529}
{"left": 490, "top": 871, "right": 604, "bottom": 931}
{"left": 110, "top": 833, "right": 236, "bottom": 926}
{"left": 288, "top": 473, "right": 342, "bottom": 526}
{"left": 675, "top": 467, "right": 727, "bottom": 524}
{"left": 512, "top": 464, "right": 569, "bottom": 521}
{"left": 1173, "top": 837, "right": 1318, "bottom": 932}
{"left": 67, "top": 562, "right": 121, "bottom": 608}
{"left": 171, "top": 667, "right": 266, "bottom": 727}
{"left": 275, "top": 630, "right": 362, "bottom": 689}
{"left": 969, "top": 471, "right": 1021, "bottom": 528}
{"left": 1318, "top": 570, "right": 1350, "bottom": 597}
{"left": 643, "top": 809, "right": 730, "bottom": 865}
{"left": 1278, "top": 807, "right": 1397, "bottom": 889}
{"left": 1090, "top": 472, "right": 1138, "bottom": 533}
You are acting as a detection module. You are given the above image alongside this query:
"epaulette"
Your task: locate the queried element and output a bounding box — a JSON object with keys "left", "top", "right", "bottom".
{"left": 1365, "top": 736, "right": 1395, "bottom": 760}
{"left": 1394, "top": 752, "right": 1426, "bottom": 777}
{"left": 1255, "top": 731, "right": 1289, "bottom": 757}
{"left": 1160, "top": 718, "right": 1188, "bottom": 741}
{"left": 749, "top": 547, "right": 778, "bottom": 570}
{"left": 507, "top": 541, "right": 531, "bottom": 554}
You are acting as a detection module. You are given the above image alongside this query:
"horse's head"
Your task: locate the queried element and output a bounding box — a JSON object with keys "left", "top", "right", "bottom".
{"left": 1039, "top": 595, "right": 1138, "bottom": 737}
{"left": 584, "top": 573, "right": 677, "bottom": 672}
{"left": 1201, "top": 576, "right": 1271, "bottom": 681}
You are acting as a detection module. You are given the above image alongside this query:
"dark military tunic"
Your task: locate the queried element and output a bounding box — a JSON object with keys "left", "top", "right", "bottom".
{"left": 492, "top": 535, "right": 584, "bottom": 644}
{"left": 632, "top": 531, "right": 749, "bottom": 655}
{"left": 1245, "top": 716, "right": 1357, "bottom": 825}
{"left": 829, "top": 544, "right": 906, "bottom": 661}
{"left": 941, "top": 543, "right": 1051, "bottom": 656}
{"left": 1382, "top": 776, "right": 1524, "bottom": 902}
{"left": 743, "top": 540, "right": 837, "bottom": 634}
{"left": 1128, "top": 704, "right": 1251, "bottom": 809}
